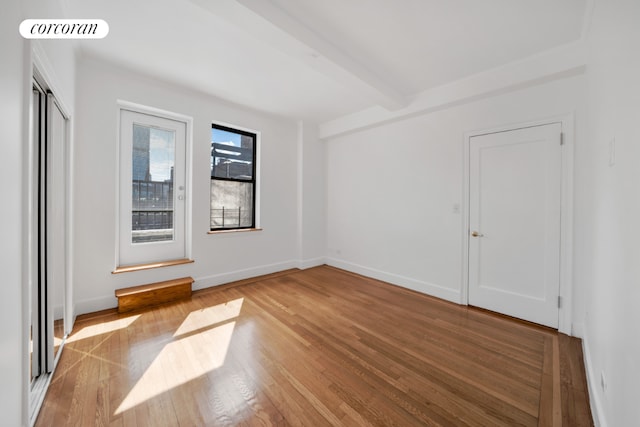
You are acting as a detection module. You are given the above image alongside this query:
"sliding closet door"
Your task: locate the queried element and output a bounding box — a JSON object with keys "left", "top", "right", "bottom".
{"left": 30, "top": 80, "right": 67, "bottom": 385}
{"left": 30, "top": 84, "right": 43, "bottom": 382}
{"left": 47, "top": 94, "right": 67, "bottom": 367}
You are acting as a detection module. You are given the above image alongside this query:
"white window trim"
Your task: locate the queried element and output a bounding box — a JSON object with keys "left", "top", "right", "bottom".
{"left": 209, "top": 119, "right": 261, "bottom": 231}
{"left": 115, "top": 100, "right": 193, "bottom": 268}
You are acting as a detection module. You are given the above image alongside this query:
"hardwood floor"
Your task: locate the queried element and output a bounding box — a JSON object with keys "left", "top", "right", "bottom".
{"left": 35, "top": 266, "right": 593, "bottom": 426}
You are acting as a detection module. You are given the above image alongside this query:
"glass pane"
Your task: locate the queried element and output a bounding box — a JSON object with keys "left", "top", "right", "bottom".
{"left": 211, "top": 127, "right": 254, "bottom": 180}
{"left": 132, "top": 124, "right": 175, "bottom": 243}
{"left": 210, "top": 180, "right": 254, "bottom": 229}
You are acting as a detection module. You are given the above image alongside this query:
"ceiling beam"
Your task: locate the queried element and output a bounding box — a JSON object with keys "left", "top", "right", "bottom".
{"left": 235, "top": 0, "right": 408, "bottom": 110}
{"left": 319, "top": 41, "right": 588, "bottom": 139}
{"left": 191, "top": 0, "right": 407, "bottom": 111}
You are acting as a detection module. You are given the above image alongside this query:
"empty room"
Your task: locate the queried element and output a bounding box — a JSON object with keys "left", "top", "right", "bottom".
{"left": 2, "top": 0, "right": 639, "bottom": 425}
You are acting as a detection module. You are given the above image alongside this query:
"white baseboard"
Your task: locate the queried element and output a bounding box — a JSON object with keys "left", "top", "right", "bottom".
{"left": 73, "top": 258, "right": 460, "bottom": 321}
{"left": 74, "top": 295, "right": 118, "bottom": 316}
{"left": 325, "top": 257, "right": 460, "bottom": 303}
{"left": 193, "top": 260, "right": 300, "bottom": 291}
{"left": 572, "top": 321, "right": 585, "bottom": 339}
{"left": 582, "top": 329, "right": 607, "bottom": 427}
{"left": 73, "top": 260, "right": 302, "bottom": 316}
{"left": 297, "top": 257, "right": 327, "bottom": 270}
{"left": 53, "top": 304, "right": 64, "bottom": 320}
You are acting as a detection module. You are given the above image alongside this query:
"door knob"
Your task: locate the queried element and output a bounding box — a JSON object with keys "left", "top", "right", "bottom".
{"left": 471, "top": 231, "right": 484, "bottom": 237}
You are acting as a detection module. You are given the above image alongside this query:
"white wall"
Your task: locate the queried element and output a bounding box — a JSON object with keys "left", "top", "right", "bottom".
{"left": 325, "top": 75, "right": 585, "bottom": 315}
{"left": 73, "top": 56, "right": 301, "bottom": 314}
{"left": 298, "top": 121, "right": 327, "bottom": 268}
{"left": 0, "top": 2, "right": 28, "bottom": 424}
{"left": 577, "top": 1, "right": 640, "bottom": 425}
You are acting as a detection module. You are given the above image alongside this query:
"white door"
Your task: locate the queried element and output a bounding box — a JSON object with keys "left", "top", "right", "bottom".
{"left": 119, "top": 109, "right": 187, "bottom": 266}
{"left": 468, "top": 123, "right": 562, "bottom": 328}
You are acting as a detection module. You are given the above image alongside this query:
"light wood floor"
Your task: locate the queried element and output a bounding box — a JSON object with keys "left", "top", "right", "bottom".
{"left": 35, "top": 266, "right": 593, "bottom": 426}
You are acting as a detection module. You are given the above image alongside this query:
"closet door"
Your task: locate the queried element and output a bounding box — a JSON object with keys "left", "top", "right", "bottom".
{"left": 30, "top": 80, "right": 67, "bottom": 403}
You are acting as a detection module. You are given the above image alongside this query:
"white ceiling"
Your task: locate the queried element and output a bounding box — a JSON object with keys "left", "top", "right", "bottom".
{"left": 64, "top": 0, "right": 588, "bottom": 123}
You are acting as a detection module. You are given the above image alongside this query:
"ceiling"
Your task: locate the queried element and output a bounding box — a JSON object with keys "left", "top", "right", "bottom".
{"left": 64, "top": 0, "right": 588, "bottom": 123}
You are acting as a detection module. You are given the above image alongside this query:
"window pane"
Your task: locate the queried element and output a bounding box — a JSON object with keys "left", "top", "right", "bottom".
{"left": 210, "top": 180, "right": 253, "bottom": 229}
{"left": 132, "top": 124, "right": 175, "bottom": 243}
{"left": 211, "top": 128, "right": 254, "bottom": 180}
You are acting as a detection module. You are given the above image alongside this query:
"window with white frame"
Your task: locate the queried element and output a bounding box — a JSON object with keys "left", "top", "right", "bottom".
{"left": 210, "top": 123, "right": 257, "bottom": 230}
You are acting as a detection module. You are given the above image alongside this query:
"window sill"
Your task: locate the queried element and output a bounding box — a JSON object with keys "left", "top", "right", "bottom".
{"left": 113, "top": 258, "right": 194, "bottom": 274}
{"left": 208, "top": 227, "right": 263, "bottom": 235}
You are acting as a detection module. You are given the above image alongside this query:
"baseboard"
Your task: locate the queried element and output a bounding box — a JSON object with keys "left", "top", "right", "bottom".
{"left": 73, "top": 258, "right": 459, "bottom": 320}
{"left": 326, "top": 258, "right": 460, "bottom": 303}
{"left": 53, "top": 304, "right": 64, "bottom": 320}
{"left": 572, "top": 321, "right": 585, "bottom": 339}
{"left": 582, "top": 328, "right": 607, "bottom": 427}
{"left": 297, "top": 257, "right": 327, "bottom": 270}
{"left": 193, "top": 260, "right": 300, "bottom": 291}
{"left": 74, "top": 295, "right": 118, "bottom": 316}
{"left": 74, "top": 261, "right": 302, "bottom": 316}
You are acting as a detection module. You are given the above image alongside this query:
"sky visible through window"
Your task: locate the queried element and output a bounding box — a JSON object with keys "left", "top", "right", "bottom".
{"left": 212, "top": 128, "right": 241, "bottom": 146}
{"left": 149, "top": 128, "right": 175, "bottom": 182}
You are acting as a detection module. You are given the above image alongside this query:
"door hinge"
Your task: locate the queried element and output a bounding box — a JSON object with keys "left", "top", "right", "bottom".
{"left": 558, "top": 296, "right": 562, "bottom": 308}
{"left": 560, "top": 132, "right": 564, "bottom": 146}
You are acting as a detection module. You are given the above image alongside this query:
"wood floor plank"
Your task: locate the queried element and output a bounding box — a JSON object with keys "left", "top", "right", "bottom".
{"left": 35, "top": 266, "right": 593, "bottom": 426}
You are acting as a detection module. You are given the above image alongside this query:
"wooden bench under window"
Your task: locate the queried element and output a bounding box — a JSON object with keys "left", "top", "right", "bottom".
{"left": 115, "top": 276, "right": 194, "bottom": 313}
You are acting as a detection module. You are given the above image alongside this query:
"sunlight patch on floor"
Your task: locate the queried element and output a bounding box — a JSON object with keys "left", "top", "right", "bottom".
{"left": 66, "top": 315, "right": 141, "bottom": 343}
{"left": 116, "top": 299, "right": 243, "bottom": 414}
{"left": 174, "top": 297, "right": 244, "bottom": 337}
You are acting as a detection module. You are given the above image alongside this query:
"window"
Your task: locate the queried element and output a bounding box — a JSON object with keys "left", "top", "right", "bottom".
{"left": 118, "top": 104, "right": 190, "bottom": 266}
{"left": 210, "top": 124, "right": 257, "bottom": 230}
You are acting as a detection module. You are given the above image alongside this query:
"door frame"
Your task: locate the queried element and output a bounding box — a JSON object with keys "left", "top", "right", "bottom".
{"left": 115, "top": 100, "right": 194, "bottom": 268}
{"left": 461, "top": 114, "right": 575, "bottom": 335}
{"left": 28, "top": 45, "right": 74, "bottom": 424}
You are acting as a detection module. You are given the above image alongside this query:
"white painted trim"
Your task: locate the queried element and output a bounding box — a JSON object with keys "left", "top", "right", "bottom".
{"left": 210, "top": 118, "right": 262, "bottom": 229}
{"left": 461, "top": 131, "right": 471, "bottom": 306}
{"left": 461, "top": 114, "right": 575, "bottom": 335}
{"left": 582, "top": 329, "right": 607, "bottom": 427}
{"left": 74, "top": 295, "right": 118, "bottom": 316}
{"left": 115, "top": 100, "right": 194, "bottom": 267}
{"left": 326, "top": 258, "right": 460, "bottom": 303}
{"left": 31, "top": 42, "right": 73, "bottom": 117}
{"left": 118, "top": 100, "right": 194, "bottom": 123}
{"left": 64, "top": 102, "right": 75, "bottom": 336}
{"left": 74, "top": 259, "right": 307, "bottom": 315}
{"left": 22, "top": 38, "right": 33, "bottom": 427}
{"left": 572, "top": 321, "right": 585, "bottom": 339}
{"left": 560, "top": 116, "right": 576, "bottom": 336}
{"left": 298, "top": 257, "right": 326, "bottom": 270}
{"left": 319, "top": 41, "right": 587, "bottom": 140}
{"left": 114, "top": 104, "right": 122, "bottom": 270}
{"left": 193, "top": 260, "right": 299, "bottom": 291}
{"left": 296, "top": 121, "right": 304, "bottom": 263}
